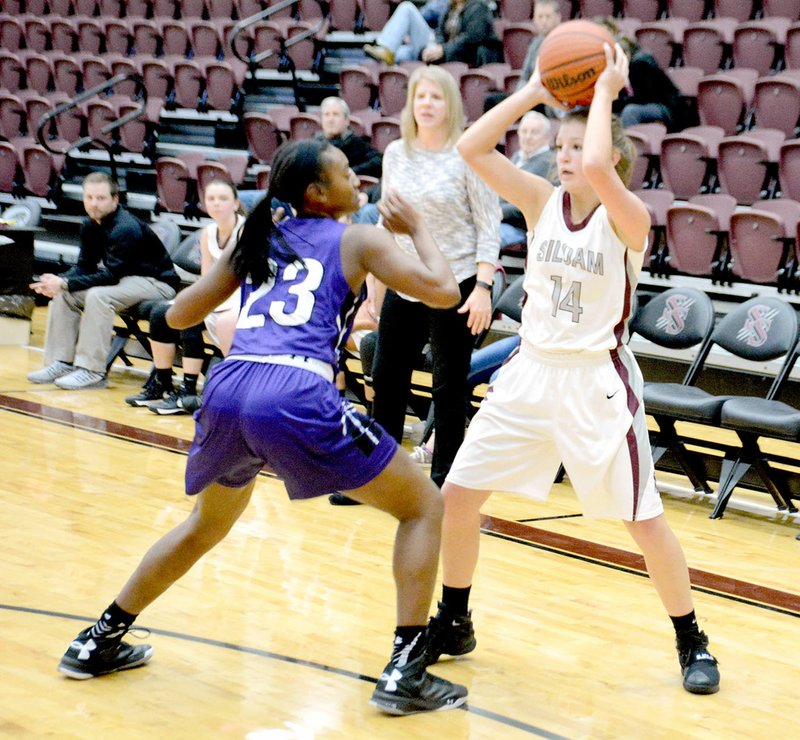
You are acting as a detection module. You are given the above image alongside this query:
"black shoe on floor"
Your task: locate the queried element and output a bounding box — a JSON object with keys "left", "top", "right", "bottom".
{"left": 178, "top": 393, "right": 202, "bottom": 413}
{"left": 58, "top": 626, "right": 153, "bottom": 679}
{"left": 126, "top": 377, "right": 168, "bottom": 407}
{"left": 425, "top": 601, "right": 477, "bottom": 665}
{"left": 149, "top": 384, "right": 193, "bottom": 415}
{"left": 370, "top": 652, "right": 467, "bottom": 715}
{"left": 678, "top": 631, "right": 720, "bottom": 694}
{"left": 328, "top": 492, "right": 362, "bottom": 506}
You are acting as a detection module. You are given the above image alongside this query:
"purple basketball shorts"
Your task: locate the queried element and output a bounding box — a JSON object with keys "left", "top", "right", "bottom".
{"left": 185, "top": 359, "right": 398, "bottom": 499}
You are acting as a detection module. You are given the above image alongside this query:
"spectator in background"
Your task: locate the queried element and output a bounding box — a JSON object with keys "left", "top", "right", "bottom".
{"left": 125, "top": 180, "right": 246, "bottom": 415}
{"left": 371, "top": 65, "right": 500, "bottom": 489}
{"left": 331, "top": 66, "right": 501, "bottom": 504}
{"left": 317, "top": 96, "right": 384, "bottom": 225}
{"left": 317, "top": 96, "right": 383, "bottom": 179}
{"left": 420, "top": 0, "right": 449, "bottom": 27}
{"left": 364, "top": 0, "right": 501, "bottom": 68}
{"left": 516, "top": 0, "right": 563, "bottom": 93}
{"left": 28, "top": 172, "right": 179, "bottom": 390}
{"left": 483, "top": 0, "right": 563, "bottom": 113}
{"left": 500, "top": 110, "right": 557, "bottom": 248}
{"left": 239, "top": 98, "right": 384, "bottom": 219}
{"left": 605, "top": 27, "right": 686, "bottom": 132}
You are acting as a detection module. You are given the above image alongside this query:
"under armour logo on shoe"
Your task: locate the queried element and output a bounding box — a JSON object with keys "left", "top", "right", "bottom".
{"left": 73, "top": 638, "right": 97, "bottom": 661}
{"left": 379, "top": 668, "right": 403, "bottom": 692}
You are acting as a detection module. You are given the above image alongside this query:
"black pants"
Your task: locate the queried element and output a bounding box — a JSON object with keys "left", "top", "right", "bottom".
{"left": 148, "top": 301, "right": 206, "bottom": 360}
{"left": 372, "top": 277, "right": 475, "bottom": 487}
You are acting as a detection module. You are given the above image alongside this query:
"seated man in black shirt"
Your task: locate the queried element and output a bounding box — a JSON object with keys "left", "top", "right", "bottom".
{"left": 28, "top": 172, "right": 180, "bottom": 389}
{"left": 317, "top": 96, "right": 382, "bottom": 179}
{"left": 317, "top": 96, "right": 383, "bottom": 225}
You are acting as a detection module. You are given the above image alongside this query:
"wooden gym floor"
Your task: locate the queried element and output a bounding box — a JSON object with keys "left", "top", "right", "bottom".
{"left": 1, "top": 308, "right": 799, "bottom": 739}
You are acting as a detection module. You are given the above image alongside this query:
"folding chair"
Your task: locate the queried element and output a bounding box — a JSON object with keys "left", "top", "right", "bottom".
{"left": 713, "top": 338, "right": 800, "bottom": 518}
{"left": 643, "top": 296, "right": 798, "bottom": 494}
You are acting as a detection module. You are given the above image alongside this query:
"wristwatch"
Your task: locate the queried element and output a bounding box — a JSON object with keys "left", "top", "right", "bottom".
{"left": 475, "top": 279, "right": 493, "bottom": 292}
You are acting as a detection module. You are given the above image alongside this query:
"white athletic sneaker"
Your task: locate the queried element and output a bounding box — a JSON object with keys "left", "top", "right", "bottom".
{"left": 54, "top": 368, "right": 108, "bottom": 390}
{"left": 410, "top": 445, "right": 433, "bottom": 465}
{"left": 27, "top": 361, "right": 74, "bottom": 384}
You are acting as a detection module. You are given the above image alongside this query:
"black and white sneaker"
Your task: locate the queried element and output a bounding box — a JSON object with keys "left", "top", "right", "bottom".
{"left": 425, "top": 601, "right": 477, "bottom": 665}
{"left": 178, "top": 393, "right": 202, "bottom": 413}
{"left": 149, "top": 384, "right": 192, "bottom": 415}
{"left": 370, "top": 653, "right": 468, "bottom": 715}
{"left": 125, "top": 379, "right": 169, "bottom": 407}
{"left": 678, "top": 631, "right": 720, "bottom": 694}
{"left": 58, "top": 626, "right": 153, "bottom": 679}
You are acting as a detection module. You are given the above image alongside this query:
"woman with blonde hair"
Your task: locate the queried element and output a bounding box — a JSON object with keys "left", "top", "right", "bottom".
{"left": 370, "top": 65, "right": 501, "bottom": 489}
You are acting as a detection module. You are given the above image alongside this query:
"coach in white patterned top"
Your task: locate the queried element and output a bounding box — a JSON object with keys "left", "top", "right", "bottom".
{"left": 370, "top": 65, "right": 500, "bottom": 489}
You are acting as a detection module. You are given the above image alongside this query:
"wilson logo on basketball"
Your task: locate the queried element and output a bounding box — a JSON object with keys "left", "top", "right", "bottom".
{"left": 737, "top": 305, "right": 779, "bottom": 347}
{"left": 546, "top": 67, "right": 598, "bottom": 91}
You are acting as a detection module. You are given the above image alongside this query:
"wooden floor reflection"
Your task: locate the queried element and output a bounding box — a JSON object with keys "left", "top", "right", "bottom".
{"left": 2, "top": 333, "right": 799, "bottom": 739}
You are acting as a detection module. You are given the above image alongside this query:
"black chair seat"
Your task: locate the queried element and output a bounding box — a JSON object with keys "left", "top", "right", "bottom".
{"left": 644, "top": 383, "right": 731, "bottom": 422}
{"left": 720, "top": 397, "right": 800, "bottom": 440}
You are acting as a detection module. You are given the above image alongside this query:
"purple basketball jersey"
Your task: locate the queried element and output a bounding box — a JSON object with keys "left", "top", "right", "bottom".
{"left": 228, "top": 217, "right": 363, "bottom": 374}
{"left": 184, "top": 216, "right": 399, "bottom": 500}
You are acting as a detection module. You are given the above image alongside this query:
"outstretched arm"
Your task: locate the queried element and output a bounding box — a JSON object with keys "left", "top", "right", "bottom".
{"left": 582, "top": 44, "right": 651, "bottom": 252}
{"left": 456, "top": 68, "right": 561, "bottom": 228}
{"left": 342, "top": 191, "right": 460, "bottom": 309}
{"left": 166, "top": 249, "right": 240, "bottom": 329}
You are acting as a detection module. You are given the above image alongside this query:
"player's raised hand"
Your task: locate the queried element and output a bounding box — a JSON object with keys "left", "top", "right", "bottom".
{"left": 595, "top": 43, "right": 629, "bottom": 100}
{"left": 377, "top": 190, "right": 423, "bottom": 236}
{"left": 525, "top": 64, "right": 569, "bottom": 111}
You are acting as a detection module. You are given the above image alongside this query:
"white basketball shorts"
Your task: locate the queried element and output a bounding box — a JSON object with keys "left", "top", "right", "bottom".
{"left": 447, "top": 341, "right": 662, "bottom": 521}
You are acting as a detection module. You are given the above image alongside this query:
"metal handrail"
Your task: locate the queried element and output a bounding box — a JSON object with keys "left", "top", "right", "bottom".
{"left": 36, "top": 73, "right": 147, "bottom": 156}
{"left": 228, "top": 0, "right": 326, "bottom": 68}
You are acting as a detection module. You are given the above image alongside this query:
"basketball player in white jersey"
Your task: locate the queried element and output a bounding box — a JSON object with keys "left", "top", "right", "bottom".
{"left": 425, "top": 44, "right": 721, "bottom": 695}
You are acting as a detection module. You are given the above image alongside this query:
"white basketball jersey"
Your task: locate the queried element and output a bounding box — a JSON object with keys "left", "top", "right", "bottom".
{"left": 520, "top": 188, "right": 644, "bottom": 353}
{"left": 207, "top": 214, "right": 246, "bottom": 314}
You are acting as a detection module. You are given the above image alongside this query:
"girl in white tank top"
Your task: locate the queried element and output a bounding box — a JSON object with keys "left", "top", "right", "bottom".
{"left": 427, "top": 43, "right": 721, "bottom": 696}
{"left": 200, "top": 180, "right": 246, "bottom": 355}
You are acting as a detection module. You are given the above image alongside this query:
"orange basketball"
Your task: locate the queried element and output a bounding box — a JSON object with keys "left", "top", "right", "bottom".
{"left": 537, "top": 20, "right": 616, "bottom": 108}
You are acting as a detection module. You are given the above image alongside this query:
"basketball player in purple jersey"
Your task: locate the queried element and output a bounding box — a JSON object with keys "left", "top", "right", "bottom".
{"left": 426, "top": 45, "right": 721, "bottom": 694}
{"left": 57, "top": 139, "right": 468, "bottom": 715}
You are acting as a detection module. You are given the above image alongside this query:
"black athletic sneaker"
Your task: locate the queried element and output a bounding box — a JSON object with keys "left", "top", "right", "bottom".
{"left": 370, "top": 652, "right": 468, "bottom": 715}
{"left": 425, "top": 601, "right": 477, "bottom": 665}
{"left": 126, "top": 379, "right": 169, "bottom": 407}
{"left": 58, "top": 626, "right": 153, "bottom": 679}
{"left": 178, "top": 393, "right": 202, "bottom": 413}
{"left": 678, "top": 631, "right": 720, "bottom": 694}
{"left": 328, "top": 492, "right": 362, "bottom": 506}
{"left": 149, "top": 384, "right": 192, "bottom": 415}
